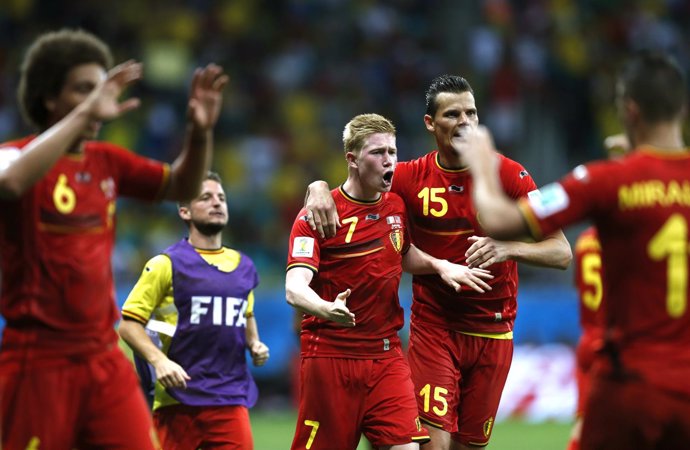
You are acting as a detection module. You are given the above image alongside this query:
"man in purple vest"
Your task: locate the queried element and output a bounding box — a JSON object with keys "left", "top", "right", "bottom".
{"left": 119, "top": 171, "right": 269, "bottom": 450}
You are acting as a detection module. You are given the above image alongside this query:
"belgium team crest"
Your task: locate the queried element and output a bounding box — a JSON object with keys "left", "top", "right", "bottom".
{"left": 389, "top": 229, "right": 403, "bottom": 253}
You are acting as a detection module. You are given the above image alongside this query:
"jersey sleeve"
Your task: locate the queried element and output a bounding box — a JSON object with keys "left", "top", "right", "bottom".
{"left": 518, "top": 162, "right": 613, "bottom": 239}
{"left": 499, "top": 156, "right": 538, "bottom": 199}
{"left": 104, "top": 143, "right": 170, "bottom": 201}
{"left": 286, "top": 209, "right": 321, "bottom": 273}
{"left": 245, "top": 291, "right": 255, "bottom": 318}
{"left": 121, "top": 254, "right": 173, "bottom": 324}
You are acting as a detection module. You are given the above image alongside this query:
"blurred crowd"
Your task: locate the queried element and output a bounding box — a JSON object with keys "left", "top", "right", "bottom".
{"left": 1, "top": 0, "right": 688, "bottom": 288}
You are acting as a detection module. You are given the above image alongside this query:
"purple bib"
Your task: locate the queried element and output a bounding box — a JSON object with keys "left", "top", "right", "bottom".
{"left": 165, "top": 238, "right": 259, "bottom": 407}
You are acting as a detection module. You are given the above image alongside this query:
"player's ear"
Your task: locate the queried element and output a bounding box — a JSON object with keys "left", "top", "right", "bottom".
{"left": 423, "top": 114, "right": 435, "bottom": 133}
{"left": 178, "top": 205, "right": 191, "bottom": 221}
{"left": 346, "top": 151, "right": 358, "bottom": 169}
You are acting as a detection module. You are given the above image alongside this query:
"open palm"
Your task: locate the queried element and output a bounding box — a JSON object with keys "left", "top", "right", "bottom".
{"left": 187, "top": 63, "right": 229, "bottom": 130}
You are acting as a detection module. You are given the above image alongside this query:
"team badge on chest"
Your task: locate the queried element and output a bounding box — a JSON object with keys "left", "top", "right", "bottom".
{"left": 389, "top": 229, "right": 403, "bottom": 253}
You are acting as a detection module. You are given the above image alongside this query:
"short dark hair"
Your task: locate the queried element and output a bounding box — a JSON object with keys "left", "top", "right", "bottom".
{"left": 425, "top": 75, "right": 474, "bottom": 117}
{"left": 619, "top": 51, "right": 687, "bottom": 123}
{"left": 18, "top": 29, "right": 113, "bottom": 130}
{"left": 178, "top": 171, "right": 224, "bottom": 208}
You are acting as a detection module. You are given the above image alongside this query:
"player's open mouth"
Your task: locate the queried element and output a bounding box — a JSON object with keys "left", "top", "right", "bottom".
{"left": 383, "top": 171, "right": 394, "bottom": 183}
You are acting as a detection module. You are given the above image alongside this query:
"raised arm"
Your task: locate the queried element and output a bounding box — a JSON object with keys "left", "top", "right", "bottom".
{"left": 285, "top": 267, "right": 355, "bottom": 327}
{"left": 453, "top": 126, "right": 531, "bottom": 240}
{"left": 402, "top": 244, "right": 494, "bottom": 293}
{"left": 0, "top": 61, "right": 142, "bottom": 199}
{"left": 304, "top": 180, "right": 339, "bottom": 238}
{"left": 163, "top": 63, "right": 229, "bottom": 202}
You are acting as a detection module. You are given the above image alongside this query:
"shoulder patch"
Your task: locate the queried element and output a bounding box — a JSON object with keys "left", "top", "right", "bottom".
{"left": 0, "top": 147, "right": 21, "bottom": 171}
{"left": 292, "top": 236, "right": 315, "bottom": 258}
{"left": 527, "top": 183, "right": 570, "bottom": 218}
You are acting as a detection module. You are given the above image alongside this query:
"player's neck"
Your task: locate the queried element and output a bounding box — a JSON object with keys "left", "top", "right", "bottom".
{"left": 342, "top": 178, "right": 381, "bottom": 202}
{"left": 437, "top": 147, "right": 465, "bottom": 170}
{"left": 188, "top": 232, "right": 223, "bottom": 251}
{"left": 635, "top": 122, "right": 685, "bottom": 152}
{"left": 66, "top": 138, "right": 86, "bottom": 154}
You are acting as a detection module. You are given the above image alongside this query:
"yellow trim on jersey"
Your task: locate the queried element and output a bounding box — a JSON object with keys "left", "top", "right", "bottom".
{"left": 420, "top": 417, "right": 444, "bottom": 428}
{"left": 459, "top": 330, "right": 513, "bottom": 340}
{"left": 434, "top": 152, "right": 469, "bottom": 173}
{"left": 287, "top": 262, "right": 319, "bottom": 273}
{"left": 575, "top": 235, "right": 601, "bottom": 253}
{"left": 154, "top": 163, "right": 171, "bottom": 200}
{"left": 121, "top": 245, "right": 253, "bottom": 410}
{"left": 415, "top": 225, "right": 475, "bottom": 236}
{"left": 338, "top": 185, "right": 383, "bottom": 205}
{"left": 37, "top": 223, "right": 105, "bottom": 234}
{"left": 329, "top": 247, "right": 384, "bottom": 258}
{"left": 517, "top": 198, "right": 543, "bottom": 241}
{"left": 637, "top": 146, "right": 690, "bottom": 159}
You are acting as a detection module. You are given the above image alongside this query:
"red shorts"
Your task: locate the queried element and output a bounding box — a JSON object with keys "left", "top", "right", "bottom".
{"left": 291, "top": 349, "right": 429, "bottom": 449}
{"left": 407, "top": 321, "right": 513, "bottom": 446}
{"left": 581, "top": 373, "right": 690, "bottom": 450}
{"left": 575, "top": 335, "right": 599, "bottom": 415}
{"left": 0, "top": 345, "right": 157, "bottom": 450}
{"left": 154, "top": 404, "right": 252, "bottom": 450}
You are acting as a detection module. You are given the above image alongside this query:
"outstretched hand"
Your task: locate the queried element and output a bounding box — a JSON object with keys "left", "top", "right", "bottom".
{"left": 324, "top": 289, "right": 355, "bottom": 327}
{"left": 436, "top": 259, "right": 493, "bottom": 293}
{"left": 85, "top": 60, "right": 143, "bottom": 122}
{"left": 187, "top": 63, "right": 230, "bottom": 130}
{"left": 465, "top": 235, "right": 512, "bottom": 269}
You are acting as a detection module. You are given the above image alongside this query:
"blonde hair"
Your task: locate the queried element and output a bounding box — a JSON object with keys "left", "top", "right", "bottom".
{"left": 342, "top": 113, "right": 396, "bottom": 154}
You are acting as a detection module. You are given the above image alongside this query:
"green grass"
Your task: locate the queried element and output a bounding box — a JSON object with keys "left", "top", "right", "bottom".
{"left": 251, "top": 409, "right": 571, "bottom": 450}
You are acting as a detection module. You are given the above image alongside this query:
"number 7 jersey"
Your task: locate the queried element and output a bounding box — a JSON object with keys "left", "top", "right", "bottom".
{"left": 520, "top": 147, "right": 690, "bottom": 399}
{"left": 287, "top": 187, "right": 411, "bottom": 358}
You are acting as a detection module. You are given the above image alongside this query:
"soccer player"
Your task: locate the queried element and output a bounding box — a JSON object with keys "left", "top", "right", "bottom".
{"left": 0, "top": 29, "right": 227, "bottom": 449}
{"left": 305, "top": 76, "right": 572, "bottom": 450}
{"left": 566, "top": 134, "right": 629, "bottom": 450}
{"left": 119, "top": 171, "right": 269, "bottom": 450}
{"left": 286, "top": 113, "right": 495, "bottom": 450}
{"left": 459, "top": 51, "right": 690, "bottom": 450}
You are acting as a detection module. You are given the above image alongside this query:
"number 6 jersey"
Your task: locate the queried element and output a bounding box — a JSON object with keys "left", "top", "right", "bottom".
{"left": 0, "top": 136, "right": 168, "bottom": 359}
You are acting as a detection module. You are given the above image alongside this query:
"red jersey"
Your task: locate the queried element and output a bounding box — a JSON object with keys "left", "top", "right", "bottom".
{"left": 574, "top": 226, "right": 605, "bottom": 344}
{"left": 287, "top": 187, "right": 410, "bottom": 358}
{"left": 520, "top": 148, "right": 690, "bottom": 399}
{"left": 0, "top": 136, "right": 168, "bottom": 359}
{"left": 392, "top": 151, "right": 536, "bottom": 333}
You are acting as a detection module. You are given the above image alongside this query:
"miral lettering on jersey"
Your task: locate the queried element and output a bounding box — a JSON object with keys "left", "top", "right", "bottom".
{"left": 619, "top": 179, "right": 690, "bottom": 210}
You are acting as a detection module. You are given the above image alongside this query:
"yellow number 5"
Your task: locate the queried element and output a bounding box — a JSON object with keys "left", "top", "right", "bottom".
{"left": 53, "top": 173, "right": 76, "bottom": 214}
{"left": 581, "top": 253, "right": 603, "bottom": 311}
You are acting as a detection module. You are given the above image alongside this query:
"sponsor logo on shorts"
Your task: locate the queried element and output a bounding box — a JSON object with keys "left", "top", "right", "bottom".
{"left": 383, "top": 338, "right": 390, "bottom": 351}
{"left": 415, "top": 417, "right": 422, "bottom": 432}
